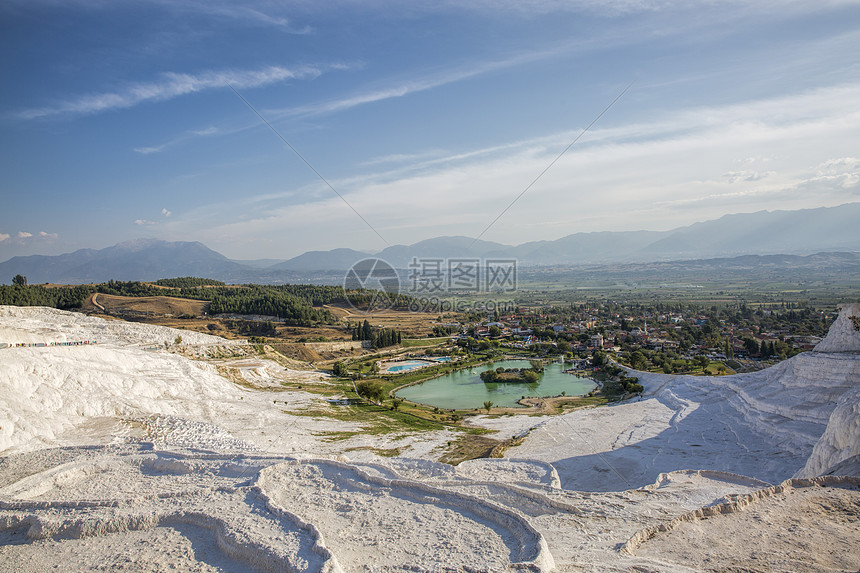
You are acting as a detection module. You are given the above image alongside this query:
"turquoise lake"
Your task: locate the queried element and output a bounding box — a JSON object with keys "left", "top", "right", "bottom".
{"left": 395, "top": 359, "right": 596, "bottom": 410}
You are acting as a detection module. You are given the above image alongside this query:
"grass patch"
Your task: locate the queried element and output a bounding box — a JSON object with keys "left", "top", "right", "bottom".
{"left": 290, "top": 399, "right": 447, "bottom": 436}
{"left": 400, "top": 337, "right": 449, "bottom": 348}
{"left": 316, "top": 431, "right": 362, "bottom": 442}
{"left": 216, "top": 365, "right": 256, "bottom": 390}
{"left": 276, "top": 382, "right": 343, "bottom": 396}
{"left": 438, "top": 434, "right": 501, "bottom": 465}
{"left": 556, "top": 394, "right": 611, "bottom": 412}
{"left": 344, "top": 446, "right": 403, "bottom": 457}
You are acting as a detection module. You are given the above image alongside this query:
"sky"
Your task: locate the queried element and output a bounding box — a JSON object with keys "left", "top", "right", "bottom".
{"left": 1, "top": 0, "right": 859, "bottom": 261}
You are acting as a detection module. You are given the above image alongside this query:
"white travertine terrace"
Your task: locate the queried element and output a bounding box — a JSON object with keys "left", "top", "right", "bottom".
{"left": 1, "top": 304, "right": 858, "bottom": 572}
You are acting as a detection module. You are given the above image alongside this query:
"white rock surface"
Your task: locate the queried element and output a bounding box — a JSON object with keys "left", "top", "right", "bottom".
{"left": 491, "top": 348, "right": 860, "bottom": 491}
{"left": 797, "top": 385, "right": 860, "bottom": 477}
{"left": 814, "top": 302, "right": 860, "bottom": 352}
{"left": 1, "top": 305, "right": 859, "bottom": 572}
{"left": 0, "top": 305, "right": 234, "bottom": 347}
{"left": 0, "top": 306, "right": 450, "bottom": 457}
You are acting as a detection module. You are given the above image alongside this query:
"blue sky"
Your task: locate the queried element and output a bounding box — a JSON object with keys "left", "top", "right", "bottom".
{"left": 2, "top": 0, "right": 859, "bottom": 260}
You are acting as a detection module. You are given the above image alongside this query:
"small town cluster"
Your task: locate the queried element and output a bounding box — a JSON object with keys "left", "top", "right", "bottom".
{"left": 442, "top": 301, "right": 830, "bottom": 373}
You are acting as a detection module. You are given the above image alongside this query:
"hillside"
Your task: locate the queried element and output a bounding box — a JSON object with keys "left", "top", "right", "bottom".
{"left": 0, "top": 239, "right": 249, "bottom": 285}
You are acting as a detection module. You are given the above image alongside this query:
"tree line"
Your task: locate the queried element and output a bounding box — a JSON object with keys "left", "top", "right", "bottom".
{"left": 0, "top": 277, "right": 344, "bottom": 325}
{"left": 350, "top": 319, "right": 402, "bottom": 348}
{"left": 154, "top": 277, "right": 225, "bottom": 288}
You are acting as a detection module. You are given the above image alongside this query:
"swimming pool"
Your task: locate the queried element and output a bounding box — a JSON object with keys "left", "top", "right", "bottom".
{"left": 384, "top": 360, "right": 433, "bottom": 373}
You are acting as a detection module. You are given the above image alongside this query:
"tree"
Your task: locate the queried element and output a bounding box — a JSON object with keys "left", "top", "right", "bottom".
{"left": 12, "top": 274, "right": 26, "bottom": 286}
{"left": 695, "top": 355, "right": 710, "bottom": 371}
{"left": 356, "top": 380, "right": 385, "bottom": 403}
{"left": 629, "top": 350, "right": 648, "bottom": 371}
{"left": 521, "top": 369, "right": 539, "bottom": 383}
{"left": 483, "top": 400, "right": 493, "bottom": 413}
{"left": 391, "top": 398, "right": 402, "bottom": 411}
{"left": 743, "top": 337, "right": 760, "bottom": 355}
{"left": 332, "top": 361, "right": 348, "bottom": 377}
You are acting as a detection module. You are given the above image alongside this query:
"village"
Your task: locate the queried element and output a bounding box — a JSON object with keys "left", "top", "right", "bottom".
{"left": 439, "top": 301, "right": 831, "bottom": 374}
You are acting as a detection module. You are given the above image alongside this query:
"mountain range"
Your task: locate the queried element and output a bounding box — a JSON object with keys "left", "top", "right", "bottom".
{"left": 2, "top": 203, "right": 858, "bottom": 284}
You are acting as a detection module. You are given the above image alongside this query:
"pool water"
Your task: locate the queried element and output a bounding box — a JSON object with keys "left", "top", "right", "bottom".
{"left": 395, "top": 359, "right": 595, "bottom": 410}
{"left": 384, "top": 360, "right": 433, "bottom": 373}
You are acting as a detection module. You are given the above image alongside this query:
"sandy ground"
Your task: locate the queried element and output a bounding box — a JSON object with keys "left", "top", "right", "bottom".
{"left": 1, "top": 304, "right": 859, "bottom": 572}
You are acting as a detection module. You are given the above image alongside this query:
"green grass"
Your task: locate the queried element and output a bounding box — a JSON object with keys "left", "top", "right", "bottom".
{"left": 560, "top": 395, "right": 611, "bottom": 409}
{"left": 344, "top": 446, "right": 403, "bottom": 457}
{"left": 400, "top": 337, "right": 449, "bottom": 347}
{"left": 292, "top": 397, "right": 447, "bottom": 436}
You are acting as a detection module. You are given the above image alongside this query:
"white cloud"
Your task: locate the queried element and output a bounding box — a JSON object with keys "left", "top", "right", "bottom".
{"left": 160, "top": 1, "right": 312, "bottom": 32}
{"left": 134, "top": 144, "right": 169, "bottom": 155}
{"left": 191, "top": 126, "right": 219, "bottom": 136}
{"left": 2, "top": 0, "right": 311, "bottom": 29}
{"left": 38, "top": 231, "right": 58, "bottom": 239}
{"left": 725, "top": 171, "right": 774, "bottom": 184}
{"left": 161, "top": 208, "right": 172, "bottom": 217}
{"left": 15, "top": 65, "right": 324, "bottom": 120}
{"left": 17, "top": 231, "right": 32, "bottom": 239}
{"left": 0, "top": 233, "right": 9, "bottom": 242}
{"left": 274, "top": 46, "right": 571, "bottom": 118}
{"left": 134, "top": 126, "right": 222, "bottom": 155}
{"left": 180, "top": 81, "right": 860, "bottom": 255}
{"left": 135, "top": 219, "right": 157, "bottom": 226}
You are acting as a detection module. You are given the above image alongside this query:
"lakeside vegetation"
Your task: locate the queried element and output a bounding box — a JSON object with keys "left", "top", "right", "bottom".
{"left": 479, "top": 360, "right": 545, "bottom": 383}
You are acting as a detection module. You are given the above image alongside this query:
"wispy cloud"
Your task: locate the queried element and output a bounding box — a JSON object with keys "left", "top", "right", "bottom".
{"left": 2, "top": 0, "right": 312, "bottom": 32}
{"left": 163, "top": 1, "right": 312, "bottom": 32}
{"left": 134, "top": 126, "right": 226, "bottom": 155}
{"left": 273, "top": 46, "right": 571, "bottom": 118}
{"left": 0, "top": 233, "right": 9, "bottom": 242}
{"left": 129, "top": 49, "right": 549, "bottom": 153}
{"left": 359, "top": 150, "right": 447, "bottom": 167}
{"left": 181, "top": 80, "right": 860, "bottom": 254}
{"left": 14, "top": 65, "right": 322, "bottom": 120}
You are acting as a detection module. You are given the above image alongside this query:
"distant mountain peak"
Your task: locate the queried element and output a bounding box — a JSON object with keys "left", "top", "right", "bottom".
{"left": 113, "top": 238, "right": 168, "bottom": 250}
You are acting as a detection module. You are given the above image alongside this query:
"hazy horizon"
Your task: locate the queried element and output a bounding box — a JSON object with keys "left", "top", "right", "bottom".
{"left": 2, "top": 1, "right": 859, "bottom": 260}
